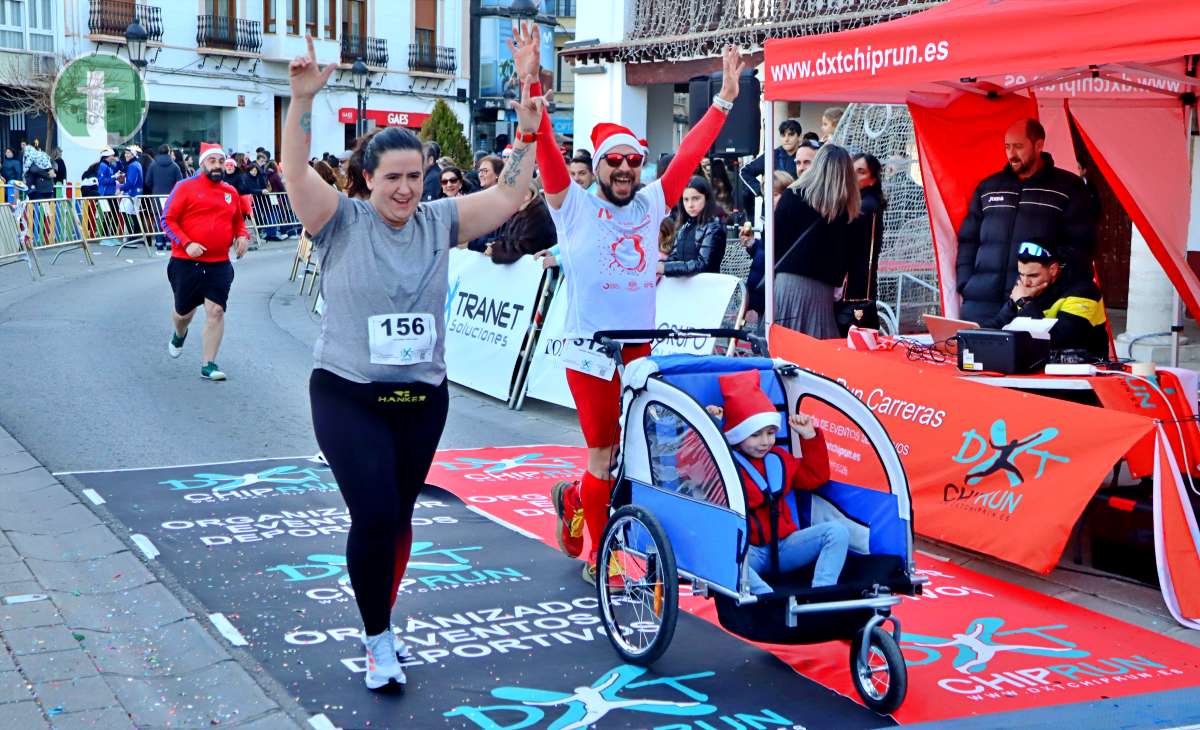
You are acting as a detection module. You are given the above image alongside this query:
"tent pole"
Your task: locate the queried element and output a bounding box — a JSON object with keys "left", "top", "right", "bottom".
{"left": 1173, "top": 62, "right": 1199, "bottom": 368}
{"left": 764, "top": 99, "right": 776, "bottom": 333}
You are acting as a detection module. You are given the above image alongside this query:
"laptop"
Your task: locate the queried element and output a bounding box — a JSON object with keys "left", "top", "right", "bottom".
{"left": 923, "top": 314, "right": 980, "bottom": 350}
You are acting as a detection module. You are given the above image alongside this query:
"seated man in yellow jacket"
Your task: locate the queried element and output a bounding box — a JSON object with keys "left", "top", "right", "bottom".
{"left": 981, "top": 240, "right": 1108, "bottom": 358}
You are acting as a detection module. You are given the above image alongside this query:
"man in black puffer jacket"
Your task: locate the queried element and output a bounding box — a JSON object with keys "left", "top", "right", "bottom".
{"left": 955, "top": 119, "right": 1095, "bottom": 324}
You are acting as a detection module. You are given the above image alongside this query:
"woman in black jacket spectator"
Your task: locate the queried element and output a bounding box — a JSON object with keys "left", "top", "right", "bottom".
{"left": 772, "top": 143, "right": 861, "bottom": 338}
{"left": 662, "top": 175, "right": 726, "bottom": 277}
{"left": 484, "top": 182, "right": 556, "bottom": 264}
{"left": 847, "top": 152, "right": 887, "bottom": 301}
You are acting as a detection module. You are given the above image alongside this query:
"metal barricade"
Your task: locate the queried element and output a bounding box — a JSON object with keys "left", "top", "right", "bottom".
{"left": 248, "top": 191, "right": 301, "bottom": 242}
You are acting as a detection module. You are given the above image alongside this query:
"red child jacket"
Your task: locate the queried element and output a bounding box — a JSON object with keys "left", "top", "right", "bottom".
{"left": 736, "top": 433, "right": 830, "bottom": 546}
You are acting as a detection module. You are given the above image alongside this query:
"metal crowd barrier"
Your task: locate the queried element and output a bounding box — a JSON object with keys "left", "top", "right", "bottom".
{"left": 0, "top": 190, "right": 304, "bottom": 281}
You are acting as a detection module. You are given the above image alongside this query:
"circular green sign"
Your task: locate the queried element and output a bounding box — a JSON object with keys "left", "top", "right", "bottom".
{"left": 51, "top": 53, "right": 149, "bottom": 151}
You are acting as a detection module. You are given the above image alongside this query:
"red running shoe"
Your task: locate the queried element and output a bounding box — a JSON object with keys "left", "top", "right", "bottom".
{"left": 551, "top": 480, "right": 584, "bottom": 559}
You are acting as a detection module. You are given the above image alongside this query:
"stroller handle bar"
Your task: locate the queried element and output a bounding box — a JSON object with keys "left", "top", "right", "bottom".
{"left": 592, "top": 329, "right": 769, "bottom": 362}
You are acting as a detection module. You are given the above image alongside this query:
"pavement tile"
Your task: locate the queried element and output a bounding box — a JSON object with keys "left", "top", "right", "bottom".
{"left": 4, "top": 626, "right": 83, "bottom": 656}
{"left": 32, "top": 676, "right": 117, "bottom": 714}
{"left": 0, "top": 433, "right": 22, "bottom": 456}
{"left": 0, "top": 580, "right": 49, "bottom": 598}
{"left": 25, "top": 553, "right": 154, "bottom": 595}
{"left": 232, "top": 712, "right": 302, "bottom": 729}
{"left": 0, "top": 452, "right": 40, "bottom": 475}
{"left": 52, "top": 583, "right": 190, "bottom": 633}
{"left": 0, "top": 485, "right": 79, "bottom": 517}
{"left": 78, "top": 619, "right": 227, "bottom": 677}
{"left": 8, "top": 526, "right": 125, "bottom": 562}
{"left": 0, "top": 647, "right": 12, "bottom": 670}
{"left": 0, "top": 468, "right": 61, "bottom": 494}
{"left": 0, "top": 504, "right": 101, "bottom": 536}
{"left": 0, "top": 560, "right": 34, "bottom": 585}
{"left": 0, "top": 545, "right": 21, "bottom": 564}
{"left": 49, "top": 707, "right": 135, "bottom": 730}
{"left": 15, "top": 649, "right": 98, "bottom": 683}
{"left": 0, "top": 700, "right": 49, "bottom": 728}
{"left": 0, "top": 600, "right": 63, "bottom": 631}
{"left": 0, "top": 670, "right": 34, "bottom": 704}
{"left": 108, "top": 661, "right": 277, "bottom": 728}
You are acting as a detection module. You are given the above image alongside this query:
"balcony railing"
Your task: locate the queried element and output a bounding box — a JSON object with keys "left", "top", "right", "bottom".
{"left": 196, "top": 14, "right": 262, "bottom": 54}
{"left": 408, "top": 43, "right": 456, "bottom": 75}
{"left": 341, "top": 34, "right": 388, "bottom": 67}
{"left": 88, "top": 0, "right": 164, "bottom": 42}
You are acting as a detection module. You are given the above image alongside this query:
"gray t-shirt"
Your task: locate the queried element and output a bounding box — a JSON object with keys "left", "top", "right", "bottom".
{"left": 311, "top": 194, "right": 459, "bottom": 384}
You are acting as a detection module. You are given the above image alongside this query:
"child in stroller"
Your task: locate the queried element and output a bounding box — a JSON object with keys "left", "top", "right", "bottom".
{"left": 705, "top": 370, "right": 849, "bottom": 595}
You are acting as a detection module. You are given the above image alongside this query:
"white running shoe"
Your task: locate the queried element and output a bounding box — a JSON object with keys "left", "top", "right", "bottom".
{"left": 168, "top": 330, "right": 186, "bottom": 359}
{"left": 363, "top": 630, "right": 406, "bottom": 690}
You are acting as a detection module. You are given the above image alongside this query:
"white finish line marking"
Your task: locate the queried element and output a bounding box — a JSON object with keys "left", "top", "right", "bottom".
{"left": 130, "top": 534, "right": 159, "bottom": 560}
{"left": 208, "top": 613, "right": 248, "bottom": 646}
{"left": 308, "top": 714, "right": 339, "bottom": 730}
{"left": 81, "top": 488, "right": 105, "bottom": 505}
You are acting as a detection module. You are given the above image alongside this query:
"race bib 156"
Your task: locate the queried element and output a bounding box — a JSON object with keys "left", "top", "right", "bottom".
{"left": 367, "top": 313, "right": 436, "bottom": 366}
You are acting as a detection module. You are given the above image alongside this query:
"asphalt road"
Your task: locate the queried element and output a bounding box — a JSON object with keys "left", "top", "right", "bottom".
{"left": 0, "top": 244, "right": 580, "bottom": 473}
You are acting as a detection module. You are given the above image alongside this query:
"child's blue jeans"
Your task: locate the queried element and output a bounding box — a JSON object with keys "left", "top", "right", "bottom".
{"left": 746, "top": 521, "right": 849, "bottom": 594}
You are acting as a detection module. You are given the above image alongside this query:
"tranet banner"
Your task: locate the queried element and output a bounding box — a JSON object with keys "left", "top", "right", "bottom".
{"left": 444, "top": 249, "right": 546, "bottom": 401}
{"left": 524, "top": 273, "right": 740, "bottom": 409}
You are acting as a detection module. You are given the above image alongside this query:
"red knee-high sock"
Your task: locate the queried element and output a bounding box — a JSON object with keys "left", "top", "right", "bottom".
{"left": 581, "top": 471, "right": 611, "bottom": 565}
{"left": 389, "top": 530, "right": 414, "bottom": 610}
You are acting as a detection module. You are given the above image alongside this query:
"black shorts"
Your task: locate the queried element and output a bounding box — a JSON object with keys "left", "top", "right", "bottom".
{"left": 167, "top": 258, "right": 235, "bottom": 315}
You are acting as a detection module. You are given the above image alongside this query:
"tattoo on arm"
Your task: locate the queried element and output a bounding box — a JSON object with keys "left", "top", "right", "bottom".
{"left": 501, "top": 145, "right": 529, "bottom": 188}
{"left": 300, "top": 112, "right": 312, "bottom": 142}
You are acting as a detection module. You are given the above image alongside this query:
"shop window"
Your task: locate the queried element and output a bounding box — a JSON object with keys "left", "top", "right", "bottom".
{"left": 644, "top": 402, "right": 727, "bottom": 508}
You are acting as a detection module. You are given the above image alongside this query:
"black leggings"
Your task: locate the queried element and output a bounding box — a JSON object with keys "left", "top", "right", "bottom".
{"left": 309, "top": 368, "right": 449, "bottom": 635}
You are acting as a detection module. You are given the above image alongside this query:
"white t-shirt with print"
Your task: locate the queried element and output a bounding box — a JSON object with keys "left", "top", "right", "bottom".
{"left": 549, "top": 181, "right": 668, "bottom": 339}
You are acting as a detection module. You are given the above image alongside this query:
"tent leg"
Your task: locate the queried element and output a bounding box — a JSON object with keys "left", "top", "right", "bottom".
{"left": 1172, "top": 292, "right": 1182, "bottom": 368}
{"left": 763, "top": 101, "right": 776, "bottom": 332}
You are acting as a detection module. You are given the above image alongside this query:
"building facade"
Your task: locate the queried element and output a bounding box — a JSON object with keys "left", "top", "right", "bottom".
{"left": 53, "top": 0, "right": 471, "bottom": 178}
{"left": 0, "top": 0, "right": 58, "bottom": 155}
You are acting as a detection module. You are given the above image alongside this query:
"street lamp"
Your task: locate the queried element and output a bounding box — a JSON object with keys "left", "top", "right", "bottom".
{"left": 350, "top": 58, "right": 371, "bottom": 139}
{"left": 124, "top": 20, "right": 149, "bottom": 72}
{"left": 508, "top": 0, "right": 539, "bottom": 19}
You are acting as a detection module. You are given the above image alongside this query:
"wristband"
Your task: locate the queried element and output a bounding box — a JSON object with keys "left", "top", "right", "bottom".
{"left": 712, "top": 95, "right": 734, "bottom": 113}
{"left": 514, "top": 129, "right": 537, "bottom": 144}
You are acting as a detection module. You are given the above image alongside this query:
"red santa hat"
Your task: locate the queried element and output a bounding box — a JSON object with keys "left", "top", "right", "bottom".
{"left": 590, "top": 122, "right": 643, "bottom": 172}
{"left": 197, "top": 142, "right": 225, "bottom": 166}
{"left": 718, "top": 370, "right": 781, "bottom": 445}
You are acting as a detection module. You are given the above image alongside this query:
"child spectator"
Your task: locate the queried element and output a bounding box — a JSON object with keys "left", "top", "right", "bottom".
{"left": 705, "top": 370, "right": 847, "bottom": 595}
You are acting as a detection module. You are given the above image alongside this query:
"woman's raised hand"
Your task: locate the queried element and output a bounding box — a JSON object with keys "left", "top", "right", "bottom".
{"left": 290, "top": 34, "right": 335, "bottom": 98}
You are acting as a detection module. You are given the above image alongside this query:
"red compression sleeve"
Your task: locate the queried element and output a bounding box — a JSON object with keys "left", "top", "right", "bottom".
{"left": 660, "top": 105, "right": 728, "bottom": 205}
{"left": 531, "top": 82, "right": 570, "bottom": 195}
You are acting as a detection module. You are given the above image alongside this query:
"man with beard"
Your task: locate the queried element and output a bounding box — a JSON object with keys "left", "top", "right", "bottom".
{"left": 955, "top": 118, "right": 1095, "bottom": 324}
{"left": 517, "top": 20, "right": 748, "bottom": 583}
{"left": 160, "top": 143, "right": 251, "bottom": 381}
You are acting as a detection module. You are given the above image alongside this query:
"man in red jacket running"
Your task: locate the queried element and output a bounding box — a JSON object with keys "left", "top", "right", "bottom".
{"left": 160, "top": 143, "right": 250, "bottom": 381}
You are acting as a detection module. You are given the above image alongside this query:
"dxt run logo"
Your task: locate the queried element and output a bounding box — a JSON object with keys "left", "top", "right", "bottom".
{"left": 266, "top": 540, "right": 528, "bottom": 603}
{"left": 902, "top": 617, "right": 1180, "bottom": 700}
{"left": 943, "top": 419, "right": 1069, "bottom": 519}
{"left": 157, "top": 465, "right": 338, "bottom": 503}
{"left": 431, "top": 452, "right": 583, "bottom": 483}
{"left": 443, "top": 664, "right": 797, "bottom": 730}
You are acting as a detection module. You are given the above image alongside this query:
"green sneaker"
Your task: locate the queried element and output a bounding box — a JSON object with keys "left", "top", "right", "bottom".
{"left": 168, "top": 330, "right": 187, "bottom": 359}
{"left": 200, "top": 361, "right": 226, "bottom": 381}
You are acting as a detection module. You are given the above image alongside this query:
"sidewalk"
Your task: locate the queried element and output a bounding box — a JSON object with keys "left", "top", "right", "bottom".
{"left": 0, "top": 425, "right": 303, "bottom": 729}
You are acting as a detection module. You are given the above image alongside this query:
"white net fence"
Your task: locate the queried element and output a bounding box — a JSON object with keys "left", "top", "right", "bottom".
{"left": 620, "top": 0, "right": 945, "bottom": 62}
{"left": 833, "top": 103, "right": 941, "bottom": 332}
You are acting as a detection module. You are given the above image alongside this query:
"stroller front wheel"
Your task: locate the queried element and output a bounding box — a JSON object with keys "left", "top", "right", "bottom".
{"left": 850, "top": 625, "right": 908, "bottom": 714}
{"left": 596, "top": 505, "right": 679, "bottom": 666}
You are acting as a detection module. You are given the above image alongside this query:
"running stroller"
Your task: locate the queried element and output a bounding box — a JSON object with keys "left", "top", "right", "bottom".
{"left": 591, "top": 329, "right": 924, "bottom": 714}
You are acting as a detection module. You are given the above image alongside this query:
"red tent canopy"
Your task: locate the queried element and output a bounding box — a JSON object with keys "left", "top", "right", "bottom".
{"left": 764, "top": 0, "right": 1200, "bottom": 104}
{"left": 761, "top": 0, "right": 1200, "bottom": 629}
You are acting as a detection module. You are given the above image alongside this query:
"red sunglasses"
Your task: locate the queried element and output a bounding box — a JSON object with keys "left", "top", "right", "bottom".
{"left": 602, "top": 152, "right": 645, "bottom": 168}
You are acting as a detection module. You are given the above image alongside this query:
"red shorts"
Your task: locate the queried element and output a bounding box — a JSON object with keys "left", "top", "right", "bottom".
{"left": 565, "top": 343, "right": 652, "bottom": 448}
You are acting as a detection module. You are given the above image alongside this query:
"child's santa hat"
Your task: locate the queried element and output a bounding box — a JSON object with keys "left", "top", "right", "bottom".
{"left": 718, "top": 370, "right": 780, "bottom": 444}
{"left": 197, "top": 143, "right": 225, "bottom": 166}
{"left": 590, "top": 122, "right": 643, "bottom": 172}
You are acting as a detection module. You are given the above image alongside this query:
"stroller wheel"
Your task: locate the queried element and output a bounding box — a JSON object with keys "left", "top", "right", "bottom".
{"left": 596, "top": 505, "right": 678, "bottom": 666}
{"left": 850, "top": 626, "right": 907, "bottom": 714}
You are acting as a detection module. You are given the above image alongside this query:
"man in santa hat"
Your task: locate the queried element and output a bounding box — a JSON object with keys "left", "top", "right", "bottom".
{"left": 160, "top": 143, "right": 251, "bottom": 381}
{"left": 510, "top": 22, "right": 748, "bottom": 582}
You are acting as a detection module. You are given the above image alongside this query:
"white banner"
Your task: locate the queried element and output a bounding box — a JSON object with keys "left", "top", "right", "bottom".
{"left": 444, "top": 249, "right": 545, "bottom": 401}
{"left": 524, "top": 273, "right": 741, "bottom": 410}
